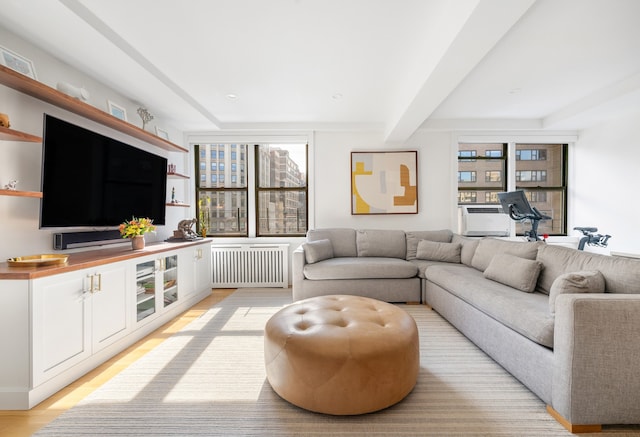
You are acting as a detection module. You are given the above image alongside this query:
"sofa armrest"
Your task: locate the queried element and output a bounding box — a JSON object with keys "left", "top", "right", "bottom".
{"left": 552, "top": 293, "right": 640, "bottom": 425}
{"left": 292, "top": 244, "right": 307, "bottom": 294}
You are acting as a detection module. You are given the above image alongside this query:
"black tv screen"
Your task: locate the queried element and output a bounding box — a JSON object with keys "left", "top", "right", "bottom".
{"left": 40, "top": 114, "right": 167, "bottom": 228}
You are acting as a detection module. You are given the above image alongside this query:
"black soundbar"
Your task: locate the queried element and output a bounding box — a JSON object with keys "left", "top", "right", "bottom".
{"left": 53, "top": 230, "right": 122, "bottom": 250}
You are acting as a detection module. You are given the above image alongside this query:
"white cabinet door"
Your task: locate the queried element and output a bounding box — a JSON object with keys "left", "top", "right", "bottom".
{"left": 32, "top": 261, "right": 131, "bottom": 386}
{"left": 90, "top": 262, "right": 129, "bottom": 352}
{"left": 32, "top": 271, "right": 90, "bottom": 387}
{"left": 178, "top": 243, "right": 212, "bottom": 300}
{"left": 194, "top": 244, "right": 212, "bottom": 294}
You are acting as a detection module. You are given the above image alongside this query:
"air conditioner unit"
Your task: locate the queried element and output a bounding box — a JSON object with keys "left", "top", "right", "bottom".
{"left": 460, "top": 205, "right": 511, "bottom": 237}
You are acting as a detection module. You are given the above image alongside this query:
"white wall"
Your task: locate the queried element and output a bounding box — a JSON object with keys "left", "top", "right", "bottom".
{"left": 0, "top": 27, "right": 188, "bottom": 261}
{"left": 570, "top": 110, "right": 640, "bottom": 255}
{"left": 312, "top": 130, "right": 456, "bottom": 231}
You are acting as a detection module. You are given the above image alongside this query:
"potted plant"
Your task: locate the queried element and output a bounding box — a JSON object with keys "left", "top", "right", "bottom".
{"left": 119, "top": 217, "right": 156, "bottom": 250}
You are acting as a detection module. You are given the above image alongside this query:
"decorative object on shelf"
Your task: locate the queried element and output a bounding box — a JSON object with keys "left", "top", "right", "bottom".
{"left": 3, "top": 180, "right": 18, "bottom": 190}
{"left": 0, "top": 45, "right": 37, "bottom": 79}
{"left": 155, "top": 126, "right": 169, "bottom": 140}
{"left": 7, "top": 254, "right": 68, "bottom": 267}
{"left": 56, "top": 82, "right": 89, "bottom": 101}
{"left": 136, "top": 107, "right": 154, "bottom": 130}
{"left": 171, "top": 186, "right": 176, "bottom": 203}
{"left": 119, "top": 216, "right": 157, "bottom": 250}
{"left": 198, "top": 197, "right": 210, "bottom": 237}
{"left": 167, "top": 163, "right": 176, "bottom": 173}
{"left": 166, "top": 218, "right": 200, "bottom": 242}
{"left": 107, "top": 100, "right": 127, "bottom": 121}
{"left": 0, "top": 112, "right": 10, "bottom": 127}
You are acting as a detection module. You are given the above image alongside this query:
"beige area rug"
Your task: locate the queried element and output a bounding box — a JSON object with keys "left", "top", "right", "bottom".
{"left": 35, "top": 289, "right": 639, "bottom": 436}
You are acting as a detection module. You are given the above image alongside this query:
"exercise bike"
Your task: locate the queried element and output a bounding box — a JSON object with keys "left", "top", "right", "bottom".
{"left": 497, "top": 190, "right": 551, "bottom": 242}
{"left": 574, "top": 227, "right": 611, "bottom": 250}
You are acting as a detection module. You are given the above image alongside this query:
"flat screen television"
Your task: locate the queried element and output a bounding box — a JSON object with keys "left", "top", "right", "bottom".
{"left": 40, "top": 114, "right": 167, "bottom": 228}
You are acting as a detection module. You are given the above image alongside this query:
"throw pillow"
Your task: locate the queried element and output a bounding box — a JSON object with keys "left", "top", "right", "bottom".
{"left": 548, "top": 270, "right": 605, "bottom": 314}
{"left": 483, "top": 253, "right": 543, "bottom": 293}
{"left": 303, "top": 239, "right": 334, "bottom": 264}
{"left": 416, "top": 240, "right": 462, "bottom": 263}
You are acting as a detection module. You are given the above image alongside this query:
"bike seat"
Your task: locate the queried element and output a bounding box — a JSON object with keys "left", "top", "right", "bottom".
{"left": 574, "top": 227, "right": 598, "bottom": 233}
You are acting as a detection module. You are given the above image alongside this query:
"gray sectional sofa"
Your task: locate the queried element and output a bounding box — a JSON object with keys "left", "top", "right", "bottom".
{"left": 291, "top": 228, "right": 640, "bottom": 432}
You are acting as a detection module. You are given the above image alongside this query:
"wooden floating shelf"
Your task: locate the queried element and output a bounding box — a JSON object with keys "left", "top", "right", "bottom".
{"left": 0, "top": 189, "right": 43, "bottom": 198}
{"left": 166, "top": 202, "right": 190, "bottom": 207}
{"left": 0, "top": 65, "right": 188, "bottom": 153}
{"left": 167, "top": 172, "right": 190, "bottom": 179}
{"left": 0, "top": 126, "right": 42, "bottom": 142}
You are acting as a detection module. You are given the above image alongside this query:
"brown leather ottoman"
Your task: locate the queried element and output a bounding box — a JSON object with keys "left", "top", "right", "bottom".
{"left": 264, "top": 294, "right": 419, "bottom": 415}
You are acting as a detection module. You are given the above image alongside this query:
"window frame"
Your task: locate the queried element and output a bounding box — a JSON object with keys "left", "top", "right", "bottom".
{"left": 193, "top": 142, "right": 309, "bottom": 238}
{"left": 254, "top": 144, "right": 308, "bottom": 237}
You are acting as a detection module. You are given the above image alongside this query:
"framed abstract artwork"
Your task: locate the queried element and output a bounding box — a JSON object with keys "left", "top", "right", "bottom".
{"left": 351, "top": 150, "right": 418, "bottom": 215}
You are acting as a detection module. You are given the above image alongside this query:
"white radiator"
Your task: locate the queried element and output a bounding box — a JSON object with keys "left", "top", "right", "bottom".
{"left": 211, "top": 244, "right": 289, "bottom": 288}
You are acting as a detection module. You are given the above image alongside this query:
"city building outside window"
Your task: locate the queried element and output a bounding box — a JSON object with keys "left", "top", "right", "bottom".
{"left": 457, "top": 144, "right": 507, "bottom": 204}
{"left": 195, "top": 143, "right": 307, "bottom": 237}
{"left": 255, "top": 144, "right": 308, "bottom": 237}
{"left": 196, "top": 144, "right": 248, "bottom": 236}
{"left": 514, "top": 143, "right": 567, "bottom": 235}
{"left": 457, "top": 143, "right": 567, "bottom": 235}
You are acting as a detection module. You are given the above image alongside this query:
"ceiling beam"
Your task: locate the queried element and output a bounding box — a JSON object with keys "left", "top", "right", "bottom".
{"left": 543, "top": 72, "right": 640, "bottom": 129}
{"left": 59, "top": 0, "right": 222, "bottom": 130}
{"left": 384, "top": 0, "right": 536, "bottom": 145}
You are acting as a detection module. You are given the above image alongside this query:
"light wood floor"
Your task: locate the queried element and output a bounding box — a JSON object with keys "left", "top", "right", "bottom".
{"left": 0, "top": 288, "right": 235, "bottom": 437}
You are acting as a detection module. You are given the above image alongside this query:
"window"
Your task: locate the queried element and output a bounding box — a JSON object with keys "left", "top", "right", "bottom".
{"left": 485, "top": 171, "right": 501, "bottom": 182}
{"left": 458, "top": 143, "right": 507, "bottom": 205}
{"left": 256, "top": 144, "right": 308, "bottom": 236}
{"left": 458, "top": 191, "right": 477, "bottom": 203}
{"left": 458, "top": 171, "right": 476, "bottom": 182}
{"left": 196, "top": 144, "right": 248, "bottom": 236}
{"left": 515, "top": 143, "right": 567, "bottom": 235}
{"left": 516, "top": 170, "right": 547, "bottom": 182}
{"left": 195, "top": 143, "right": 308, "bottom": 237}
{"left": 457, "top": 142, "right": 567, "bottom": 235}
{"left": 458, "top": 150, "right": 476, "bottom": 162}
{"left": 516, "top": 149, "right": 547, "bottom": 161}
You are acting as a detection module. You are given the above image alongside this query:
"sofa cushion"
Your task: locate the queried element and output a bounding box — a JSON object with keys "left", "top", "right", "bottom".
{"left": 426, "top": 265, "right": 554, "bottom": 348}
{"left": 303, "top": 239, "right": 334, "bottom": 264}
{"left": 483, "top": 253, "right": 543, "bottom": 293}
{"left": 548, "top": 270, "right": 605, "bottom": 314}
{"left": 452, "top": 234, "right": 480, "bottom": 266}
{"left": 405, "top": 230, "right": 453, "bottom": 260}
{"left": 356, "top": 229, "right": 406, "bottom": 259}
{"left": 536, "top": 243, "right": 640, "bottom": 294}
{"left": 471, "top": 238, "right": 541, "bottom": 272}
{"left": 411, "top": 259, "right": 468, "bottom": 279}
{"left": 416, "top": 240, "right": 461, "bottom": 263}
{"left": 307, "top": 228, "right": 357, "bottom": 257}
{"left": 303, "top": 257, "right": 418, "bottom": 280}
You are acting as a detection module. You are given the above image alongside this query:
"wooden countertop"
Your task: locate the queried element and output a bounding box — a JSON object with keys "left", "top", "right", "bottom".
{"left": 0, "top": 239, "right": 212, "bottom": 280}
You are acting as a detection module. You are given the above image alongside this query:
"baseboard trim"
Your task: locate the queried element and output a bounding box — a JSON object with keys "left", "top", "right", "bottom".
{"left": 546, "top": 405, "right": 602, "bottom": 433}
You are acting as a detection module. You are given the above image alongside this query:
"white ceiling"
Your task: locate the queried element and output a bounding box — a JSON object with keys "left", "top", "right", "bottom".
{"left": 1, "top": 0, "right": 639, "bottom": 143}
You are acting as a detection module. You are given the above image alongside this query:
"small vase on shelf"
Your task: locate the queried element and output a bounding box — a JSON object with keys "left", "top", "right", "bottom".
{"left": 131, "top": 235, "right": 145, "bottom": 250}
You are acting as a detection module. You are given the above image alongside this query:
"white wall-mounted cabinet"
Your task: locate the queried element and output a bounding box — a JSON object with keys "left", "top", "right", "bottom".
{"left": 0, "top": 239, "right": 212, "bottom": 410}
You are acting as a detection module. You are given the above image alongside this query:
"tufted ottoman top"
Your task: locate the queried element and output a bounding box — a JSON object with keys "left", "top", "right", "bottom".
{"left": 264, "top": 294, "right": 419, "bottom": 415}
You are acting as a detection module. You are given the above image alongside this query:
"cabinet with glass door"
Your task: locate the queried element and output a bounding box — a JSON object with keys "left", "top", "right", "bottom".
{"left": 135, "top": 260, "right": 157, "bottom": 322}
{"left": 135, "top": 254, "right": 179, "bottom": 323}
